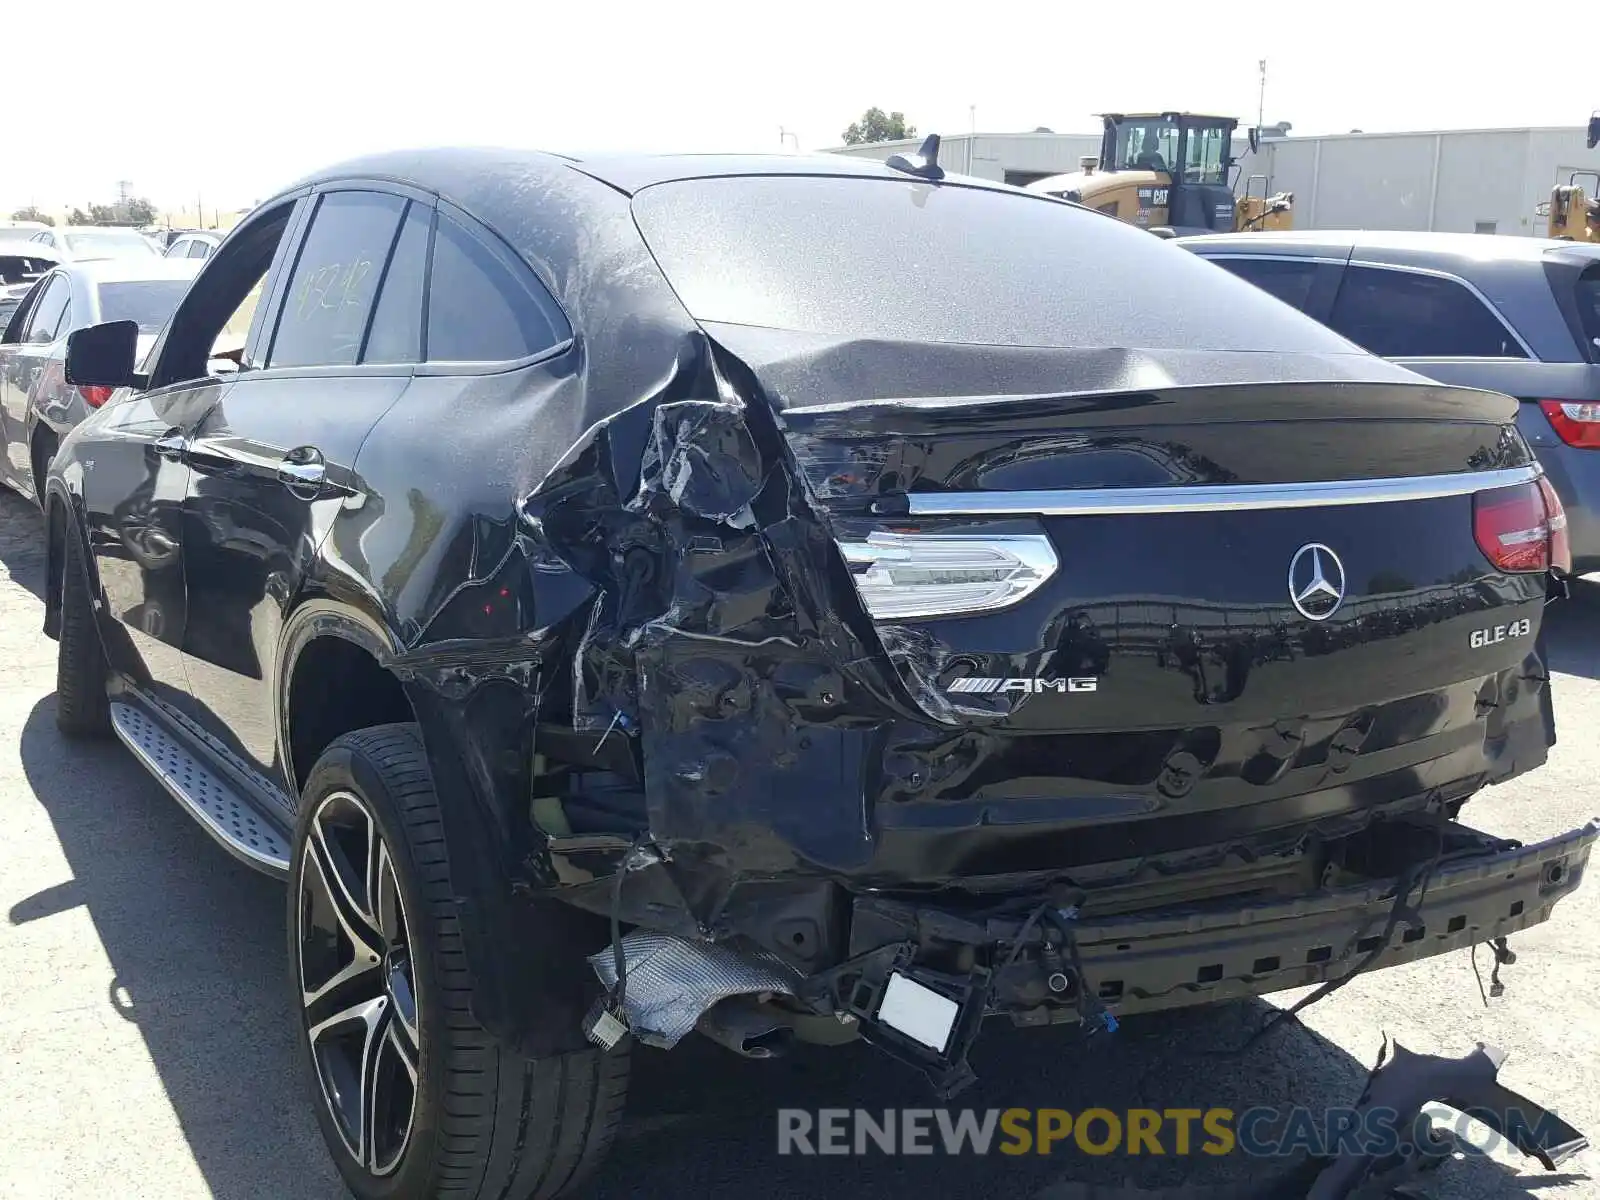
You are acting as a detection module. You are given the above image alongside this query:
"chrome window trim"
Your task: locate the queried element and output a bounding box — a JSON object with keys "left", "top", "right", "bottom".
{"left": 1193, "top": 251, "right": 1350, "bottom": 267}
{"left": 904, "top": 464, "right": 1541, "bottom": 517}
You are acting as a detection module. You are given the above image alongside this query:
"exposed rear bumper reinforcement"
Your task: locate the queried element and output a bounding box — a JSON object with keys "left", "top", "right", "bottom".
{"left": 1009, "top": 819, "right": 1595, "bottom": 1023}
{"left": 796, "top": 822, "right": 1595, "bottom": 1096}
{"left": 589, "top": 825, "right": 1593, "bottom": 1193}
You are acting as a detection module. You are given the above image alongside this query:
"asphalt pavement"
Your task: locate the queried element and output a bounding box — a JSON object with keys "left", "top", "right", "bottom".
{"left": 1, "top": 486, "right": 1596, "bottom": 1199}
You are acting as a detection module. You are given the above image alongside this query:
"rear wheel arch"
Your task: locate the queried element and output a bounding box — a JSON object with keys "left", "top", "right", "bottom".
{"left": 43, "top": 488, "right": 87, "bottom": 641}
{"left": 279, "top": 607, "right": 415, "bottom": 793}
{"left": 276, "top": 598, "right": 610, "bottom": 1060}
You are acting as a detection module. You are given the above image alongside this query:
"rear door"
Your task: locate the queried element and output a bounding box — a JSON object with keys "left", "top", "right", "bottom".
{"left": 177, "top": 188, "right": 430, "bottom": 783}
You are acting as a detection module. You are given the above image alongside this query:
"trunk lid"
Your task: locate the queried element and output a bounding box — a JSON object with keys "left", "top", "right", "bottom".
{"left": 766, "top": 369, "right": 1544, "bottom": 736}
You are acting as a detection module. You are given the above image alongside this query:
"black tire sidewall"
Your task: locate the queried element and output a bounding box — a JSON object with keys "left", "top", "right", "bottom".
{"left": 289, "top": 733, "right": 449, "bottom": 1200}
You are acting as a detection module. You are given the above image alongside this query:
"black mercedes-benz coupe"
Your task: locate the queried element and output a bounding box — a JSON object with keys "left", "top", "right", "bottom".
{"left": 44, "top": 146, "right": 1592, "bottom": 1198}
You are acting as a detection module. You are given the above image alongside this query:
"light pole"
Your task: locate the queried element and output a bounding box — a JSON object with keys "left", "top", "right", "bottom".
{"left": 779, "top": 127, "right": 799, "bottom": 152}
{"left": 1257, "top": 59, "right": 1267, "bottom": 140}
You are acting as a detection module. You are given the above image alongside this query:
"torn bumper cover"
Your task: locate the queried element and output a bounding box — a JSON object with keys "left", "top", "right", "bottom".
{"left": 588, "top": 822, "right": 1594, "bottom": 1095}
{"left": 1306, "top": 1039, "right": 1588, "bottom": 1198}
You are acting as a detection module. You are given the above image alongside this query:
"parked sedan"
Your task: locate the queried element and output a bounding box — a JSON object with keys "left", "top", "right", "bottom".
{"left": 22, "top": 224, "right": 160, "bottom": 261}
{"left": 48, "top": 150, "right": 1589, "bottom": 1198}
{"left": 1178, "top": 230, "right": 1600, "bottom": 572}
{"left": 0, "top": 257, "right": 198, "bottom": 501}
{"left": 164, "top": 230, "right": 222, "bottom": 260}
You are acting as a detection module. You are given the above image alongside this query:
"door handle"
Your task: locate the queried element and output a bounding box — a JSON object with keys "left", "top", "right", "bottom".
{"left": 277, "top": 446, "right": 331, "bottom": 499}
{"left": 153, "top": 430, "right": 188, "bottom": 461}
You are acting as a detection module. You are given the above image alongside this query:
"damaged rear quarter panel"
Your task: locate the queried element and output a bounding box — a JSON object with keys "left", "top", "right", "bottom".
{"left": 296, "top": 159, "right": 842, "bottom": 1046}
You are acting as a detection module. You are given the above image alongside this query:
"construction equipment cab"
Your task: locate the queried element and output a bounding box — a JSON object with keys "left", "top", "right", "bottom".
{"left": 1027, "top": 112, "right": 1292, "bottom": 235}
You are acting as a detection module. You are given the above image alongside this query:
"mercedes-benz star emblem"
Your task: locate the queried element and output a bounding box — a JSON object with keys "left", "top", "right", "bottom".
{"left": 1288, "top": 543, "right": 1346, "bottom": 621}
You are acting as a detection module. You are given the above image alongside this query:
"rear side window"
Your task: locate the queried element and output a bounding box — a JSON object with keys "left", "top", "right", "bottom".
{"left": 1328, "top": 266, "right": 1526, "bottom": 358}
{"left": 188, "top": 240, "right": 211, "bottom": 260}
{"left": 426, "top": 213, "right": 568, "bottom": 362}
{"left": 631, "top": 176, "right": 1354, "bottom": 353}
{"left": 1209, "top": 256, "right": 1320, "bottom": 312}
{"left": 269, "top": 190, "right": 407, "bottom": 369}
{"left": 1569, "top": 266, "right": 1600, "bottom": 359}
{"left": 362, "top": 201, "right": 432, "bottom": 365}
{"left": 97, "top": 280, "right": 191, "bottom": 333}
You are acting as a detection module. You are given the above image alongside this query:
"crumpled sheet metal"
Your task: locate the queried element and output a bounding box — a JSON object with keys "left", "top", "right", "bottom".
{"left": 587, "top": 931, "right": 798, "bottom": 1049}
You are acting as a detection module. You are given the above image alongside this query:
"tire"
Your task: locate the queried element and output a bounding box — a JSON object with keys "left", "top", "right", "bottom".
{"left": 289, "top": 723, "right": 627, "bottom": 1200}
{"left": 31, "top": 430, "right": 56, "bottom": 510}
{"left": 55, "top": 525, "right": 111, "bottom": 737}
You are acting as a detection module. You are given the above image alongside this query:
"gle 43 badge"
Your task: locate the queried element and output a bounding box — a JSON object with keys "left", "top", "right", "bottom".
{"left": 1471, "top": 617, "right": 1532, "bottom": 649}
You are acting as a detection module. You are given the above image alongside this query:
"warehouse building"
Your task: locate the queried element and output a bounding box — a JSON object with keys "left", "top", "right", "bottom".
{"left": 826, "top": 124, "right": 1600, "bottom": 237}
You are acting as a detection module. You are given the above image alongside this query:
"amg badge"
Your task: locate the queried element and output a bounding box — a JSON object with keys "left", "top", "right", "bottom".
{"left": 1470, "top": 617, "right": 1532, "bottom": 649}
{"left": 946, "top": 677, "right": 1099, "bottom": 695}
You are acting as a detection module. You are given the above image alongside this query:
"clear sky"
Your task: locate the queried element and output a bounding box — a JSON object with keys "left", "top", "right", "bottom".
{"left": 6, "top": 0, "right": 1597, "bottom": 215}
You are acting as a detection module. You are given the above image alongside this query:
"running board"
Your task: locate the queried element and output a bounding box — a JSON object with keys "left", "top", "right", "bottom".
{"left": 109, "top": 701, "right": 291, "bottom": 877}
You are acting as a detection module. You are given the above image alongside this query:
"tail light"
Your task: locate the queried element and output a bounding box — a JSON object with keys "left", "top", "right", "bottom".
{"left": 840, "top": 532, "right": 1058, "bottom": 619}
{"left": 1537, "top": 399, "right": 1600, "bottom": 448}
{"left": 1473, "top": 477, "right": 1570, "bottom": 573}
{"left": 1539, "top": 475, "right": 1573, "bottom": 573}
{"left": 78, "top": 385, "right": 114, "bottom": 408}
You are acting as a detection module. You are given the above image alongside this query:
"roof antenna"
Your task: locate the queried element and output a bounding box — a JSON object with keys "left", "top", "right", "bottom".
{"left": 886, "top": 134, "right": 944, "bottom": 181}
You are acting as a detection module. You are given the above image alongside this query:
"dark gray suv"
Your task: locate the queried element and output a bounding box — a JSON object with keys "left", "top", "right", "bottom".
{"left": 1179, "top": 230, "right": 1600, "bottom": 572}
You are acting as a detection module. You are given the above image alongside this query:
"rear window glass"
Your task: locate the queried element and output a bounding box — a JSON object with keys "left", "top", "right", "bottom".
{"left": 631, "top": 176, "right": 1355, "bottom": 352}
{"left": 97, "top": 280, "right": 191, "bottom": 333}
{"left": 64, "top": 230, "right": 157, "bottom": 257}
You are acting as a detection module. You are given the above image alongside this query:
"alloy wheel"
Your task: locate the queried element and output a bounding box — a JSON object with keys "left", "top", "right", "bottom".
{"left": 297, "top": 790, "right": 420, "bottom": 1176}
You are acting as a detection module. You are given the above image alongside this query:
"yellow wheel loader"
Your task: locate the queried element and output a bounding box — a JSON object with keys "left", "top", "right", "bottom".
{"left": 1541, "top": 112, "right": 1600, "bottom": 241}
{"left": 1026, "top": 112, "right": 1293, "bottom": 234}
{"left": 1542, "top": 175, "right": 1600, "bottom": 242}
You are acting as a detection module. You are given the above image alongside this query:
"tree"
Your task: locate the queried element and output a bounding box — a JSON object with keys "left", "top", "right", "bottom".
{"left": 79, "top": 197, "right": 158, "bottom": 226}
{"left": 841, "top": 107, "right": 916, "bottom": 146}
{"left": 9, "top": 206, "right": 53, "bottom": 226}
{"left": 68, "top": 207, "right": 91, "bottom": 226}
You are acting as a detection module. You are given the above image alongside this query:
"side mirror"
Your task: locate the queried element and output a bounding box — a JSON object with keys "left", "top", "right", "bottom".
{"left": 65, "top": 320, "right": 140, "bottom": 388}
{"left": 1589, "top": 112, "right": 1600, "bottom": 151}
{"left": 1248, "top": 126, "right": 1261, "bottom": 155}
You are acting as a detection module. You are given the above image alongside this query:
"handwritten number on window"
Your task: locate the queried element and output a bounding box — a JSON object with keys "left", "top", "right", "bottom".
{"left": 295, "top": 257, "right": 373, "bottom": 322}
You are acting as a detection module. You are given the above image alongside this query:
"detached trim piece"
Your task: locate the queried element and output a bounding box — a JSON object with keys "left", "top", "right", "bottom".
{"left": 905, "top": 464, "right": 1542, "bottom": 517}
